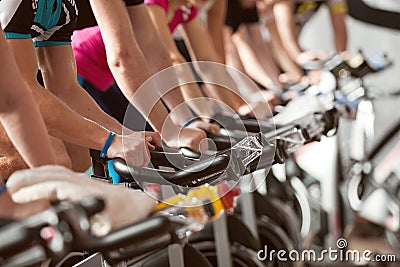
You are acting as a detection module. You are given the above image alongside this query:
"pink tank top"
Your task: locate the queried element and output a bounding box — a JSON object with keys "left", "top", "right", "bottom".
{"left": 144, "top": 0, "right": 198, "bottom": 32}
{"left": 71, "top": 26, "right": 114, "bottom": 92}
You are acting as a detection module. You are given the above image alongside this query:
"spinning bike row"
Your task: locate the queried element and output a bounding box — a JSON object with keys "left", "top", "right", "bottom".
{"left": 1, "top": 51, "right": 400, "bottom": 267}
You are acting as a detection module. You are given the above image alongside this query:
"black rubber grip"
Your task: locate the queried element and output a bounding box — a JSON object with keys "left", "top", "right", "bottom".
{"left": 92, "top": 216, "right": 172, "bottom": 252}
{"left": 0, "top": 225, "right": 33, "bottom": 255}
{"left": 150, "top": 146, "right": 186, "bottom": 169}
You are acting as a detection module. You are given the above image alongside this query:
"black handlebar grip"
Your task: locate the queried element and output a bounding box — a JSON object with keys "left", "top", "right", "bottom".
{"left": 1, "top": 245, "right": 47, "bottom": 267}
{"left": 94, "top": 216, "right": 172, "bottom": 252}
{"left": 80, "top": 197, "right": 106, "bottom": 218}
{"left": 150, "top": 146, "right": 185, "bottom": 169}
{"left": 238, "top": 117, "right": 276, "bottom": 133}
{"left": 180, "top": 148, "right": 201, "bottom": 159}
{"left": 168, "top": 155, "right": 229, "bottom": 185}
{"left": 0, "top": 225, "right": 32, "bottom": 255}
{"left": 237, "top": 116, "right": 262, "bottom": 133}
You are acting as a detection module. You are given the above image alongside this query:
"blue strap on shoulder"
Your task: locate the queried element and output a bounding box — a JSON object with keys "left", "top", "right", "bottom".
{"left": 100, "top": 132, "right": 116, "bottom": 158}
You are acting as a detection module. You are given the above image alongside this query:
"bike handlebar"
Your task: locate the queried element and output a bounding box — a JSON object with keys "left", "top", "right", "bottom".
{"left": 0, "top": 197, "right": 105, "bottom": 256}
{"left": 0, "top": 200, "right": 176, "bottom": 266}
{"left": 113, "top": 154, "right": 230, "bottom": 187}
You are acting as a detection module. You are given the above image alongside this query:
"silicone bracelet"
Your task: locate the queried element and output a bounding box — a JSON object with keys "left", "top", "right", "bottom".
{"left": 100, "top": 132, "right": 116, "bottom": 158}
{"left": 183, "top": 117, "right": 199, "bottom": 128}
{"left": 0, "top": 180, "right": 7, "bottom": 195}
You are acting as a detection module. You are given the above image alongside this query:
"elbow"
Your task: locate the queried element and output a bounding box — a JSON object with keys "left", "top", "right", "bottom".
{"left": 193, "top": 60, "right": 223, "bottom": 78}
{"left": 107, "top": 48, "right": 144, "bottom": 74}
{"left": 193, "top": 62, "right": 209, "bottom": 78}
{"left": 171, "top": 54, "right": 186, "bottom": 66}
{"left": 107, "top": 52, "right": 131, "bottom": 71}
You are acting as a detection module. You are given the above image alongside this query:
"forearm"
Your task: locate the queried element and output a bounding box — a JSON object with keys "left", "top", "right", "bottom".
{"left": 191, "top": 59, "right": 245, "bottom": 112}
{"left": 331, "top": 13, "right": 347, "bottom": 52}
{"left": 231, "top": 32, "right": 275, "bottom": 89}
{"left": 273, "top": 0, "right": 303, "bottom": 61}
{"left": 105, "top": 52, "right": 170, "bottom": 132}
{"left": 0, "top": 89, "right": 55, "bottom": 167}
{"left": 0, "top": 32, "right": 55, "bottom": 167}
{"left": 266, "top": 19, "right": 303, "bottom": 80}
{"left": 52, "top": 83, "right": 124, "bottom": 134}
{"left": 138, "top": 41, "right": 195, "bottom": 125}
{"left": 35, "top": 45, "right": 125, "bottom": 135}
{"left": 245, "top": 25, "right": 283, "bottom": 89}
{"left": 206, "top": 0, "right": 227, "bottom": 63}
{"left": 172, "top": 60, "right": 215, "bottom": 119}
{"left": 30, "top": 83, "right": 109, "bottom": 151}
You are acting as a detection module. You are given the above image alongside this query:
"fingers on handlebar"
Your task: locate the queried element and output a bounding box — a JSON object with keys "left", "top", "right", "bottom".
{"left": 145, "top": 132, "right": 162, "bottom": 147}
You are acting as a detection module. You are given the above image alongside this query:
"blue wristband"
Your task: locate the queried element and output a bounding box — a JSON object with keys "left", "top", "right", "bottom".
{"left": 0, "top": 180, "right": 7, "bottom": 195}
{"left": 183, "top": 117, "right": 199, "bottom": 128}
{"left": 100, "top": 132, "right": 116, "bottom": 158}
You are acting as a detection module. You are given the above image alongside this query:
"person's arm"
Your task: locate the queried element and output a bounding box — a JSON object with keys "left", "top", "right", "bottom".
{"left": 206, "top": 0, "right": 227, "bottom": 63}
{"left": 244, "top": 24, "right": 283, "bottom": 90}
{"left": 0, "top": 31, "right": 55, "bottom": 168}
{"left": 232, "top": 24, "right": 283, "bottom": 90}
{"left": 8, "top": 39, "right": 153, "bottom": 167}
{"left": 8, "top": 39, "right": 113, "bottom": 149}
{"left": 88, "top": 0, "right": 169, "bottom": 132}
{"left": 180, "top": 17, "right": 247, "bottom": 113}
{"left": 182, "top": 16, "right": 276, "bottom": 118}
{"left": 37, "top": 45, "right": 124, "bottom": 135}
{"left": 262, "top": 9, "right": 303, "bottom": 82}
{"left": 329, "top": 10, "right": 347, "bottom": 52}
{"left": 273, "top": 0, "right": 303, "bottom": 63}
{"left": 144, "top": 4, "right": 216, "bottom": 118}
{"left": 88, "top": 0, "right": 208, "bottom": 152}
{"left": 126, "top": 5, "right": 215, "bottom": 123}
